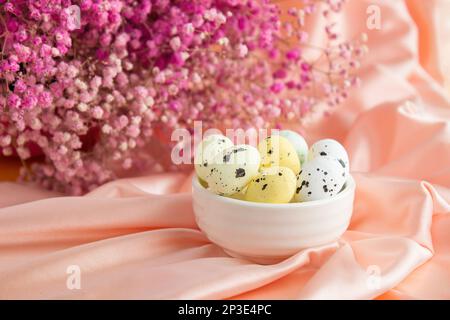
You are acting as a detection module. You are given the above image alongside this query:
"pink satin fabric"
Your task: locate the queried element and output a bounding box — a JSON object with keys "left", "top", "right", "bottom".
{"left": 0, "top": 0, "right": 449, "bottom": 299}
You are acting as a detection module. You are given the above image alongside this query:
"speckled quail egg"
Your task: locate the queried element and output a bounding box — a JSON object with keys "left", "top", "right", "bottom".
{"left": 258, "top": 135, "right": 301, "bottom": 175}
{"left": 294, "top": 156, "right": 347, "bottom": 202}
{"left": 227, "top": 189, "right": 247, "bottom": 201}
{"left": 277, "top": 130, "right": 309, "bottom": 165}
{"left": 205, "top": 144, "right": 260, "bottom": 195}
{"left": 194, "top": 134, "right": 233, "bottom": 181}
{"left": 308, "top": 139, "right": 350, "bottom": 176}
{"left": 245, "top": 166, "right": 297, "bottom": 204}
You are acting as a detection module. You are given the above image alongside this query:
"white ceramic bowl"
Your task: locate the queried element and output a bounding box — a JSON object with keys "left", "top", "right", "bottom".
{"left": 192, "top": 175, "right": 356, "bottom": 264}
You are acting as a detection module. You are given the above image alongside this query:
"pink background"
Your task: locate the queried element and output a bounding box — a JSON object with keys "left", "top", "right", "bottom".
{"left": 0, "top": 0, "right": 449, "bottom": 299}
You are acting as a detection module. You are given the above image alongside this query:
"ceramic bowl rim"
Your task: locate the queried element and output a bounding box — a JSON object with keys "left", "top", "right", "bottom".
{"left": 192, "top": 174, "right": 355, "bottom": 209}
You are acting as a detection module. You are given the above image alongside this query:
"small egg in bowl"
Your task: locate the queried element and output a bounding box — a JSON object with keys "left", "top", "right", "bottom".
{"left": 192, "top": 175, "right": 356, "bottom": 264}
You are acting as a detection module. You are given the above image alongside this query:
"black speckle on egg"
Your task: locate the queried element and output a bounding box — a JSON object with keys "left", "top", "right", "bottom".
{"left": 268, "top": 149, "right": 273, "bottom": 154}
{"left": 316, "top": 168, "right": 320, "bottom": 172}
{"left": 299, "top": 180, "right": 307, "bottom": 191}
{"left": 233, "top": 147, "right": 246, "bottom": 153}
{"left": 278, "top": 172, "right": 282, "bottom": 176}
{"left": 320, "top": 151, "right": 327, "bottom": 156}
{"left": 308, "top": 191, "right": 312, "bottom": 195}
{"left": 255, "top": 179, "right": 260, "bottom": 183}
{"left": 203, "top": 162, "right": 208, "bottom": 167}
{"left": 323, "top": 185, "right": 329, "bottom": 192}
{"left": 223, "top": 153, "right": 231, "bottom": 163}
{"left": 296, "top": 187, "right": 301, "bottom": 194}
{"left": 262, "top": 184, "right": 268, "bottom": 191}
{"left": 338, "top": 159, "right": 346, "bottom": 168}
{"left": 235, "top": 168, "right": 246, "bottom": 178}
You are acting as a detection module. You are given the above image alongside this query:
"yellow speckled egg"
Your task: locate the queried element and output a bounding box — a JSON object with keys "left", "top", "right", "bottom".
{"left": 227, "top": 190, "right": 247, "bottom": 201}
{"left": 198, "top": 177, "right": 209, "bottom": 188}
{"left": 245, "top": 166, "right": 297, "bottom": 203}
{"left": 258, "top": 135, "right": 301, "bottom": 175}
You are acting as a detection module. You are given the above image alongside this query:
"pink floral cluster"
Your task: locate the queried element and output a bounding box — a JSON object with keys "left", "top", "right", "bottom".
{"left": 0, "top": 0, "right": 366, "bottom": 194}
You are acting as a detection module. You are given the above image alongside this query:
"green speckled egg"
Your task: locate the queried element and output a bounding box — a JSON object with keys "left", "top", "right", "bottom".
{"left": 277, "top": 130, "right": 309, "bottom": 165}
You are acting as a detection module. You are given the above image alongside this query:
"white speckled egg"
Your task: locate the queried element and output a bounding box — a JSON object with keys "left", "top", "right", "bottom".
{"left": 194, "top": 134, "right": 233, "bottom": 181}
{"left": 308, "top": 139, "right": 349, "bottom": 176}
{"left": 294, "top": 156, "right": 346, "bottom": 202}
{"left": 205, "top": 145, "right": 260, "bottom": 195}
{"left": 245, "top": 166, "right": 297, "bottom": 204}
{"left": 277, "top": 130, "right": 309, "bottom": 165}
